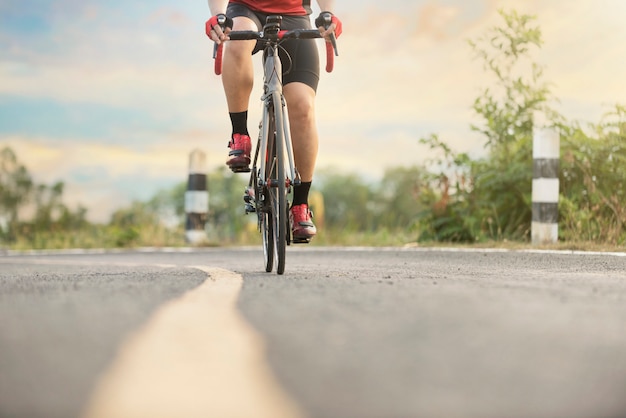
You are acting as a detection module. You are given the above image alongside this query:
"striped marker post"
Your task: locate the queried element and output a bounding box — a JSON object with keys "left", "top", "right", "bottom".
{"left": 531, "top": 124, "right": 560, "bottom": 244}
{"left": 185, "top": 149, "right": 209, "bottom": 244}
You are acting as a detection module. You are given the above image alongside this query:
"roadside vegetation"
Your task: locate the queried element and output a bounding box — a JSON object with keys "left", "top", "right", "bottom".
{"left": 1, "top": 10, "right": 624, "bottom": 251}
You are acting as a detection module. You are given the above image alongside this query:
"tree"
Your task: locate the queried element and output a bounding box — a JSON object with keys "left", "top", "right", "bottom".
{"left": 205, "top": 167, "right": 249, "bottom": 241}
{"left": 560, "top": 104, "right": 626, "bottom": 244}
{"left": 469, "top": 9, "right": 559, "bottom": 240}
{"left": 0, "top": 147, "right": 34, "bottom": 241}
{"left": 416, "top": 134, "right": 476, "bottom": 242}
{"left": 377, "top": 166, "right": 429, "bottom": 230}
{"left": 418, "top": 9, "right": 557, "bottom": 242}
{"left": 32, "top": 182, "right": 65, "bottom": 231}
{"left": 316, "top": 169, "right": 377, "bottom": 232}
{"left": 468, "top": 9, "right": 555, "bottom": 152}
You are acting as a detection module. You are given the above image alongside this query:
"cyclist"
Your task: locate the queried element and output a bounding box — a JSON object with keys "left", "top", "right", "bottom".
{"left": 207, "top": 0, "right": 342, "bottom": 243}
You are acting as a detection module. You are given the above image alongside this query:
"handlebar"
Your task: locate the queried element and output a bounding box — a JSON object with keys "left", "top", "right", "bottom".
{"left": 207, "top": 25, "right": 338, "bottom": 76}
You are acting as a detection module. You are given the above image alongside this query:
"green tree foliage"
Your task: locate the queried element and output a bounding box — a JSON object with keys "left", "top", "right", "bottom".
{"left": 415, "top": 9, "right": 625, "bottom": 246}
{"left": 1, "top": 147, "right": 88, "bottom": 245}
{"left": 109, "top": 202, "right": 157, "bottom": 246}
{"left": 468, "top": 9, "right": 554, "bottom": 151}
{"left": 560, "top": 105, "right": 626, "bottom": 244}
{"left": 3, "top": 8, "right": 624, "bottom": 248}
{"left": 147, "top": 182, "right": 187, "bottom": 221}
{"left": 417, "top": 9, "right": 558, "bottom": 242}
{"left": 105, "top": 170, "right": 248, "bottom": 247}
{"left": 416, "top": 135, "right": 475, "bottom": 242}
{"left": 0, "top": 147, "right": 34, "bottom": 240}
{"left": 377, "top": 166, "right": 428, "bottom": 231}
{"left": 468, "top": 10, "right": 560, "bottom": 241}
{"left": 317, "top": 169, "right": 377, "bottom": 231}
{"left": 315, "top": 166, "right": 429, "bottom": 243}
{"left": 205, "top": 167, "right": 249, "bottom": 241}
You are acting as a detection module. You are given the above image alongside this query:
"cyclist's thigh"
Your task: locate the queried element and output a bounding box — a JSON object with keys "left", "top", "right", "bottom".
{"left": 280, "top": 16, "right": 320, "bottom": 92}
{"left": 226, "top": 3, "right": 261, "bottom": 53}
{"left": 226, "top": 3, "right": 262, "bottom": 29}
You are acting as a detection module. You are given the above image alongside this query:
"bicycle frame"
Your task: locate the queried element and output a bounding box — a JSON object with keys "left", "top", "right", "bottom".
{"left": 257, "top": 41, "right": 299, "bottom": 196}
{"left": 254, "top": 31, "right": 295, "bottom": 274}
{"left": 208, "top": 16, "right": 337, "bottom": 274}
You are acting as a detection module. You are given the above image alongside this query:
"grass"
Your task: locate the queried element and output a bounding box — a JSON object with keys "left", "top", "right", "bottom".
{"left": 3, "top": 224, "right": 625, "bottom": 254}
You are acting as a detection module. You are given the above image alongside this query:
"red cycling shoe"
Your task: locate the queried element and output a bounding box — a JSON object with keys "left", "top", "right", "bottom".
{"left": 227, "top": 133, "right": 251, "bottom": 172}
{"left": 290, "top": 203, "right": 317, "bottom": 243}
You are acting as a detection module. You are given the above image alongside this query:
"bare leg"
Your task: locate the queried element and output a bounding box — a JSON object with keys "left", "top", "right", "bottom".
{"left": 285, "top": 81, "right": 318, "bottom": 240}
{"left": 283, "top": 82, "right": 319, "bottom": 183}
{"left": 221, "top": 17, "right": 257, "bottom": 113}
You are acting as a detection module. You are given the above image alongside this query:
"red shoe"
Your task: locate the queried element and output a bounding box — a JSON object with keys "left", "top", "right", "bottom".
{"left": 290, "top": 204, "right": 317, "bottom": 243}
{"left": 227, "top": 134, "right": 251, "bottom": 172}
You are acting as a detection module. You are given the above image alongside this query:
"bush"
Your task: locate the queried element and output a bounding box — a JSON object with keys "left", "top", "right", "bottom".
{"left": 559, "top": 105, "right": 626, "bottom": 244}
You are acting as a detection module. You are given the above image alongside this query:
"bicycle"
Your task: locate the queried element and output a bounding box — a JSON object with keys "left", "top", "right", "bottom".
{"left": 207, "top": 15, "right": 338, "bottom": 275}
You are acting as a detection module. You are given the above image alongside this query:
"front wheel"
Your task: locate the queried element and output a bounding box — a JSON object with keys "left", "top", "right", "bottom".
{"left": 261, "top": 206, "right": 274, "bottom": 273}
{"left": 271, "top": 92, "right": 287, "bottom": 275}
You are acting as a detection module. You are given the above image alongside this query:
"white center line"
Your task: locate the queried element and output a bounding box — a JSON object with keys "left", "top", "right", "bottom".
{"left": 82, "top": 266, "right": 304, "bottom": 418}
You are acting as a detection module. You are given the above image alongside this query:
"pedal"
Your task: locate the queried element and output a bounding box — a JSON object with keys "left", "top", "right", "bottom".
{"left": 230, "top": 166, "right": 251, "bottom": 173}
{"left": 244, "top": 203, "right": 256, "bottom": 214}
{"left": 292, "top": 237, "right": 311, "bottom": 244}
{"left": 243, "top": 187, "right": 255, "bottom": 213}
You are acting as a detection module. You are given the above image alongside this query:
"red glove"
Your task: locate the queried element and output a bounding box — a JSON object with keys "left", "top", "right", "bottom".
{"left": 315, "top": 11, "right": 342, "bottom": 38}
{"left": 206, "top": 13, "right": 233, "bottom": 39}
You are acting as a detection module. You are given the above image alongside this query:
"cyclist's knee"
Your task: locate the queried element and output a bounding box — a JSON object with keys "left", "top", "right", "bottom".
{"left": 284, "top": 84, "right": 316, "bottom": 119}
{"left": 224, "top": 39, "right": 254, "bottom": 61}
{"left": 290, "top": 101, "right": 314, "bottom": 125}
{"left": 224, "top": 16, "right": 256, "bottom": 60}
{"left": 232, "top": 15, "right": 256, "bottom": 31}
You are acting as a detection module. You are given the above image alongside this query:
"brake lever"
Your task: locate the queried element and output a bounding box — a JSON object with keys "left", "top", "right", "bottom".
{"left": 321, "top": 13, "right": 339, "bottom": 56}
{"left": 329, "top": 32, "right": 338, "bottom": 56}
{"left": 210, "top": 14, "right": 229, "bottom": 58}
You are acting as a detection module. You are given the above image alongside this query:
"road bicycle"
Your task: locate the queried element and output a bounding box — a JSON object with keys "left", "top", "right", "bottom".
{"left": 207, "top": 15, "right": 338, "bottom": 274}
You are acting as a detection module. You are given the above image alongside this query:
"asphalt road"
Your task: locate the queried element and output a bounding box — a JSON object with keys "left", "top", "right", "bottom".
{"left": 1, "top": 247, "right": 626, "bottom": 418}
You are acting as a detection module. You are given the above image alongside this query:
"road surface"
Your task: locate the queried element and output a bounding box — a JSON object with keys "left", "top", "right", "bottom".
{"left": 1, "top": 247, "right": 626, "bottom": 418}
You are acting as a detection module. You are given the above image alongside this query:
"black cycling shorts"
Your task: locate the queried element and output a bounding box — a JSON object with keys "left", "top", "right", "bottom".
{"left": 226, "top": 3, "right": 320, "bottom": 92}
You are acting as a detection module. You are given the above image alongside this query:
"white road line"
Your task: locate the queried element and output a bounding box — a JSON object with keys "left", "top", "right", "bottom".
{"left": 81, "top": 266, "right": 304, "bottom": 418}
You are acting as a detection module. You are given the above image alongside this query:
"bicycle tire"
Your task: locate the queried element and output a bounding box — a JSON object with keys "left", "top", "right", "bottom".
{"left": 261, "top": 108, "right": 276, "bottom": 273}
{"left": 262, "top": 209, "right": 274, "bottom": 272}
{"left": 271, "top": 91, "right": 287, "bottom": 275}
{"left": 257, "top": 166, "right": 274, "bottom": 273}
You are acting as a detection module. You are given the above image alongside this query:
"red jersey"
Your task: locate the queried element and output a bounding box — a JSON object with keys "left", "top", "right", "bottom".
{"left": 230, "top": 0, "right": 312, "bottom": 16}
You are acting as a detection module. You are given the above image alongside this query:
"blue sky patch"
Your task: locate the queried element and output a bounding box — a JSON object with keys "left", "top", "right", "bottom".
{"left": 0, "top": 2, "right": 53, "bottom": 35}
{"left": 0, "top": 95, "right": 173, "bottom": 143}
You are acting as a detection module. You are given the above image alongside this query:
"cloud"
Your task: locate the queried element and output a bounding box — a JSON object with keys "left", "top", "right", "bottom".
{"left": 3, "top": 0, "right": 626, "bottom": 223}
{"left": 414, "top": 2, "right": 462, "bottom": 41}
{"left": 147, "top": 7, "right": 193, "bottom": 27}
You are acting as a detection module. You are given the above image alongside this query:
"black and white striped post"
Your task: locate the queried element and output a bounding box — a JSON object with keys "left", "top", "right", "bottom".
{"left": 532, "top": 123, "right": 560, "bottom": 244}
{"left": 185, "top": 149, "right": 208, "bottom": 244}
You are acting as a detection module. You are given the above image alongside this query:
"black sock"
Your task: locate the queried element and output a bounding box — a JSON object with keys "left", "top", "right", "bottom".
{"left": 229, "top": 111, "right": 249, "bottom": 136}
{"left": 292, "top": 181, "right": 312, "bottom": 206}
